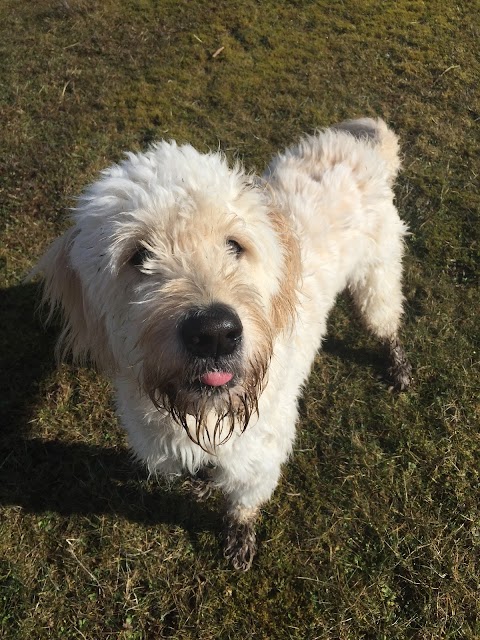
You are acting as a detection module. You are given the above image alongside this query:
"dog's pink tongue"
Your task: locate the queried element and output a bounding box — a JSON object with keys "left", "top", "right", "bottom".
{"left": 200, "top": 372, "right": 233, "bottom": 387}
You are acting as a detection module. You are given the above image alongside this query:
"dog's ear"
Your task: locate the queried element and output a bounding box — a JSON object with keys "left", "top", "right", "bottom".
{"left": 30, "top": 227, "right": 112, "bottom": 369}
{"left": 268, "top": 210, "right": 301, "bottom": 335}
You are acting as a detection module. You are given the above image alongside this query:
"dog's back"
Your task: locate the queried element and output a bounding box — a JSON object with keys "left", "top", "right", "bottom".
{"left": 265, "top": 117, "right": 400, "bottom": 189}
{"left": 331, "top": 117, "right": 401, "bottom": 183}
{"left": 264, "top": 118, "right": 403, "bottom": 256}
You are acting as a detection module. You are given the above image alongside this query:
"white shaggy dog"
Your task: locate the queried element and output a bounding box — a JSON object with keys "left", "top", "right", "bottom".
{"left": 34, "top": 118, "right": 411, "bottom": 570}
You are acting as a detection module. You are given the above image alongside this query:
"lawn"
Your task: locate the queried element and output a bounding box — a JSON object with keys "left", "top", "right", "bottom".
{"left": 1, "top": 1, "right": 479, "bottom": 638}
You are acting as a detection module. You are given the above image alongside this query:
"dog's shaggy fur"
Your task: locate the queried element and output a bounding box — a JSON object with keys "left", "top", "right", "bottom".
{"left": 34, "top": 117, "right": 411, "bottom": 570}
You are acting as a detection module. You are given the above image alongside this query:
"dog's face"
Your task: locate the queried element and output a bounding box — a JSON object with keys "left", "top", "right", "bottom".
{"left": 36, "top": 142, "right": 300, "bottom": 448}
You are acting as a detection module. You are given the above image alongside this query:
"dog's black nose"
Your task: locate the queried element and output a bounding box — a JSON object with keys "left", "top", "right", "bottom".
{"left": 180, "top": 304, "right": 243, "bottom": 358}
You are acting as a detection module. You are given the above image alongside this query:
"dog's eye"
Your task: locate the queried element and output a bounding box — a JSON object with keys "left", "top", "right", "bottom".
{"left": 130, "top": 246, "right": 155, "bottom": 268}
{"left": 226, "top": 239, "right": 244, "bottom": 257}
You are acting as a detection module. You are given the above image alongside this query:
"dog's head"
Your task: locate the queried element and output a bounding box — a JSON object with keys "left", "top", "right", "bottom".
{"left": 34, "top": 142, "right": 300, "bottom": 448}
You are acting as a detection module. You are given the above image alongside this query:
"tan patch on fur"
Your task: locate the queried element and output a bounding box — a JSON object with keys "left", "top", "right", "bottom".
{"left": 268, "top": 210, "right": 301, "bottom": 335}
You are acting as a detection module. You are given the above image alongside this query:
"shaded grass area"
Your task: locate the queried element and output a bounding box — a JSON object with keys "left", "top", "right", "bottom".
{"left": 1, "top": 0, "right": 479, "bottom": 638}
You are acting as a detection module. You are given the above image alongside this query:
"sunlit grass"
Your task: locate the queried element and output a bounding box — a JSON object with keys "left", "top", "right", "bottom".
{"left": 1, "top": 1, "right": 479, "bottom": 637}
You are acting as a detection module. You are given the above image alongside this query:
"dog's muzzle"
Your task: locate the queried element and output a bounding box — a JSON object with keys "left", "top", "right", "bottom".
{"left": 179, "top": 303, "right": 243, "bottom": 359}
{"left": 178, "top": 303, "right": 243, "bottom": 390}
{"left": 145, "top": 303, "right": 262, "bottom": 448}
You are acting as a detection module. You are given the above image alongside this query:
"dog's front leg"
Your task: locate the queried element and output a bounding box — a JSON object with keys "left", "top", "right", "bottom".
{"left": 222, "top": 504, "right": 259, "bottom": 572}
{"left": 217, "top": 460, "right": 283, "bottom": 571}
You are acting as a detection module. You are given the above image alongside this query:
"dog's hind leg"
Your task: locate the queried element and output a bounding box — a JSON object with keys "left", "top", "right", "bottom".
{"left": 386, "top": 335, "right": 412, "bottom": 392}
{"left": 348, "top": 247, "right": 412, "bottom": 391}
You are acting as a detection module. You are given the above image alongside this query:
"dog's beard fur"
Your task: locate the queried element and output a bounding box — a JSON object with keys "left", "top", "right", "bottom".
{"left": 135, "top": 279, "right": 277, "bottom": 451}
{"left": 142, "top": 352, "right": 270, "bottom": 451}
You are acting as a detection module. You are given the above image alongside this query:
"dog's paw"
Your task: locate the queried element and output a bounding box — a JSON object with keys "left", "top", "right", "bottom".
{"left": 387, "top": 338, "right": 412, "bottom": 391}
{"left": 222, "top": 519, "right": 257, "bottom": 571}
{"left": 189, "top": 477, "right": 215, "bottom": 502}
{"left": 183, "top": 469, "right": 215, "bottom": 502}
{"left": 390, "top": 361, "right": 412, "bottom": 391}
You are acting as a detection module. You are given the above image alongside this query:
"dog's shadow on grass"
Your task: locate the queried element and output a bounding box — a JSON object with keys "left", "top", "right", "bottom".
{"left": 0, "top": 282, "right": 219, "bottom": 541}
{"left": 1, "top": 283, "right": 394, "bottom": 544}
{"left": 1, "top": 437, "right": 217, "bottom": 537}
{"left": 322, "top": 333, "right": 390, "bottom": 383}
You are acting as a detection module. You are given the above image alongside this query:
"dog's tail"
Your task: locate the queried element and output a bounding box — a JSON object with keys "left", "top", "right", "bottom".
{"left": 332, "top": 117, "right": 401, "bottom": 183}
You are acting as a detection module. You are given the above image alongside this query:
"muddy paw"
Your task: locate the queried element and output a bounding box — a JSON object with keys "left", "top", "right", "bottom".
{"left": 183, "top": 469, "right": 215, "bottom": 502}
{"left": 387, "top": 338, "right": 412, "bottom": 391}
{"left": 222, "top": 520, "right": 257, "bottom": 572}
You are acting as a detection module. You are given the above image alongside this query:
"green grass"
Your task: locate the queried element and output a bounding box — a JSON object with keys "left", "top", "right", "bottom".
{"left": 1, "top": 0, "right": 479, "bottom": 638}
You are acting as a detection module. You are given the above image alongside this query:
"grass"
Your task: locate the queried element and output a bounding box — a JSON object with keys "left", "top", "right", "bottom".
{"left": 1, "top": 0, "right": 479, "bottom": 637}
